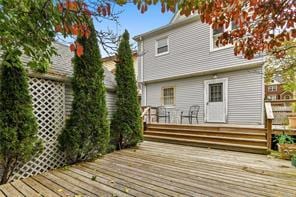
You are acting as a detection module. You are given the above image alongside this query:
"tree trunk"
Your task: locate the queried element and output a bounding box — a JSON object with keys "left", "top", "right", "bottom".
{"left": 1, "top": 164, "right": 12, "bottom": 184}
{"left": 0, "top": 159, "right": 17, "bottom": 185}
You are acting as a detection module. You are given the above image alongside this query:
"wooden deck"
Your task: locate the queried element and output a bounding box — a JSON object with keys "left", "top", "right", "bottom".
{"left": 1, "top": 141, "right": 296, "bottom": 197}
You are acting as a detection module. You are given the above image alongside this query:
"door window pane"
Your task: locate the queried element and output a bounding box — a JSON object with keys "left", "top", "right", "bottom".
{"left": 209, "top": 83, "right": 223, "bottom": 102}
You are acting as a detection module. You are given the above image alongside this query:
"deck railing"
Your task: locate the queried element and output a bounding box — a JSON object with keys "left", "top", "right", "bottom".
{"left": 141, "top": 106, "right": 151, "bottom": 133}
{"left": 265, "top": 102, "right": 274, "bottom": 150}
{"left": 268, "top": 99, "right": 296, "bottom": 106}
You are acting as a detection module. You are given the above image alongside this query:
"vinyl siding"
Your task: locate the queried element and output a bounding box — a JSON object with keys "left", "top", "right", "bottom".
{"left": 142, "top": 20, "right": 264, "bottom": 82}
{"left": 145, "top": 67, "right": 264, "bottom": 125}
{"left": 65, "top": 83, "right": 74, "bottom": 117}
{"left": 105, "top": 92, "right": 117, "bottom": 119}
{"left": 65, "top": 84, "right": 116, "bottom": 120}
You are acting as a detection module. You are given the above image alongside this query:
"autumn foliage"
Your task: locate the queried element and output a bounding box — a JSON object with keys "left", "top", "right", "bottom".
{"left": 56, "top": 0, "right": 295, "bottom": 59}
{"left": 55, "top": 0, "right": 111, "bottom": 57}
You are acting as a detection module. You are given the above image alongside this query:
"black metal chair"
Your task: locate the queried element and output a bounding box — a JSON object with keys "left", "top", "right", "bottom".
{"left": 156, "top": 106, "right": 170, "bottom": 123}
{"left": 180, "top": 105, "right": 200, "bottom": 124}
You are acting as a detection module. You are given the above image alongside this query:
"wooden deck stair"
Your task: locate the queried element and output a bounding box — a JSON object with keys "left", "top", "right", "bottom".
{"left": 144, "top": 123, "right": 268, "bottom": 154}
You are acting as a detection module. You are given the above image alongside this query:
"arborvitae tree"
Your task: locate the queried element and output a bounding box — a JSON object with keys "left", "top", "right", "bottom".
{"left": 0, "top": 50, "right": 43, "bottom": 184}
{"left": 111, "top": 30, "right": 143, "bottom": 149}
{"left": 58, "top": 20, "right": 109, "bottom": 163}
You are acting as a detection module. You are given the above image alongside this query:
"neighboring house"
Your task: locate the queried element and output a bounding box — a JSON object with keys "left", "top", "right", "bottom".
{"left": 102, "top": 51, "right": 138, "bottom": 77}
{"left": 265, "top": 78, "right": 294, "bottom": 101}
{"left": 134, "top": 12, "right": 265, "bottom": 125}
{"left": 102, "top": 52, "right": 142, "bottom": 98}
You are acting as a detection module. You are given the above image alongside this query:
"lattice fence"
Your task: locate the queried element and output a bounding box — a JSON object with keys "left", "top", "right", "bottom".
{"left": 11, "top": 77, "right": 67, "bottom": 180}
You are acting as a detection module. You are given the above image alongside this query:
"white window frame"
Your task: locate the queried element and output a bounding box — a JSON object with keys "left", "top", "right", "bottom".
{"left": 155, "top": 37, "right": 169, "bottom": 56}
{"left": 270, "top": 95, "right": 277, "bottom": 101}
{"left": 161, "top": 86, "right": 175, "bottom": 106}
{"left": 268, "top": 85, "right": 277, "bottom": 92}
{"left": 210, "top": 23, "right": 235, "bottom": 52}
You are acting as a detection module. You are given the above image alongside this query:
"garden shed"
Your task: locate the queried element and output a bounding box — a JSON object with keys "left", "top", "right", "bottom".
{"left": 0, "top": 42, "right": 117, "bottom": 181}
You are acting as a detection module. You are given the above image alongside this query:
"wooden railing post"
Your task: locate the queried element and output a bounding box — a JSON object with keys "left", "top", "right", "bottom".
{"left": 141, "top": 106, "right": 150, "bottom": 134}
{"left": 148, "top": 107, "right": 151, "bottom": 123}
{"left": 265, "top": 102, "right": 274, "bottom": 150}
{"left": 266, "top": 119, "right": 272, "bottom": 150}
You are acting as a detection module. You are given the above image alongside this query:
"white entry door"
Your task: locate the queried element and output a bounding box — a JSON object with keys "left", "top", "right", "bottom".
{"left": 204, "top": 78, "right": 228, "bottom": 123}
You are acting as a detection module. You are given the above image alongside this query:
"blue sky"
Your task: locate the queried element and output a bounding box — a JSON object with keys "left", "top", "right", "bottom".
{"left": 96, "top": 3, "right": 174, "bottom": 57}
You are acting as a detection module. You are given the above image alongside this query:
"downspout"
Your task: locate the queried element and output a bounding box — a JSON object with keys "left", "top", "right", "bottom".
{"left": 140, "top": 37, "right": 147, "bottom": 106}
{"left": 138, "top": 37, "right": 147, "bottom": 106}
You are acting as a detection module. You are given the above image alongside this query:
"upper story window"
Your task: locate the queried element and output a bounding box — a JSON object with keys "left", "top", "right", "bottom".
{"left": 211, "top": 21, "right": 238, "bottom": 51}
{"left": 268, "top": 85, "right": 277, "bottom": 92}
{"left": 161, "top": 87, "right": 175, "bottom": 106}
{"left": 156, "top": 37, "right": 169, "bottom": 56}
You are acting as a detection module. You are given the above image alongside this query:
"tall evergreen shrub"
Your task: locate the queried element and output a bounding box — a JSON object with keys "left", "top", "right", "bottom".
{"left": 58, "top": 20, "right": 109, "bottom": 163}
{"left": 0, "top": 50, "right": 42, "bottom": 184}
{"left": 111, "top": 30, "right": 142, "bottom": 149}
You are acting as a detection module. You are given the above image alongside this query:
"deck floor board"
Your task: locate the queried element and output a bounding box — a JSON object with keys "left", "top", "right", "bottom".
{"left": 1, "top": 141, "right": 296, "bottom": 197}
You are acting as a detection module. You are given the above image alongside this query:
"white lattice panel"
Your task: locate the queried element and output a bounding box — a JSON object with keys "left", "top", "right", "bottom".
{"left": 11, "top": 77, "right": 66, "bottom": 180}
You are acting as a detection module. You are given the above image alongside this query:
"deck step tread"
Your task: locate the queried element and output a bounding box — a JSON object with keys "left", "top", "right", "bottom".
{"left": 144, "top": 135, "right": 267, "bottom": 150}
{"left": 147, "top": 123, "right": 266, "bottom": 131}
{"left": 145, "top": 127, "right": 266, "bottom": 135}
{"left": 144, "top": 130, "right": 267, "bottom": 142}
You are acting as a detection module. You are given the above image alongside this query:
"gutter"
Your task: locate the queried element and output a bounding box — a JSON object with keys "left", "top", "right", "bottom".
{"left": 133, "top": 15, "right": 200, "bottom": 41}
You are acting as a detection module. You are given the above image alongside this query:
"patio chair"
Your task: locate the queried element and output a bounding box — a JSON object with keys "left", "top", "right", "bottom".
{"left": 156, "top": 106, "right": 171, "bottom": 123}
{"left": 180, "top": 105, "right": 200, "bottom": 124}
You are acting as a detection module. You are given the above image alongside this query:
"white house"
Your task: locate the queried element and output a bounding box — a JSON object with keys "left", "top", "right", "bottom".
{"left": 134, "top": 13, "right": 265, "bottom": 125}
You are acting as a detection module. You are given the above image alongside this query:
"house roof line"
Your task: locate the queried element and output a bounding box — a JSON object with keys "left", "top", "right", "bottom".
{"left": 169, "top": 10, "right": 181, "bottom": 24}
{"left": 101, "top": 51, "right": 137, "bottom": 62}
{"left": 133, "top": 14, "right": 200, "bottom": 41}
{"left": 280, "top": 90, "right": 293, "bottom": 96}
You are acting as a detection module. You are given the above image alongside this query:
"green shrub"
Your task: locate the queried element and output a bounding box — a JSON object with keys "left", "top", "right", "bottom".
{"left": 0, "top": 51, "right": 42, "bottom": 184}
{"left": 274, "top": 134, "right": 295, "bottom": 144}
{"left": 111, "top": 30, "right": 143, "bottom": 149}
{"left": 58, "top": 20, "right": 109, "bottom": 163}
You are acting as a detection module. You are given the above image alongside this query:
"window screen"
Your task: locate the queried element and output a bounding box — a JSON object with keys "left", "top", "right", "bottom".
{"left": 162, "top": 87, "right": 175, "bottom": 105}
{"left": 212, "top": 22, "right": 236, "bottom": 49}
{"left": 157, "top": 38, "right": 168, "bottom": 54}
